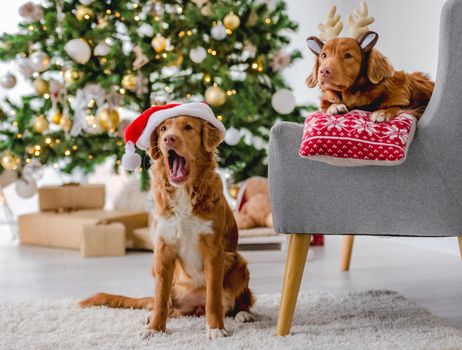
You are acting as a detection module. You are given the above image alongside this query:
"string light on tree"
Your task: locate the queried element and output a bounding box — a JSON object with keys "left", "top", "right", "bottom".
{"left": 64, "top": 69, "right": 82, "bottom": 83}
{"left": 75, "top": 5, "right": 94, "bottom": 20}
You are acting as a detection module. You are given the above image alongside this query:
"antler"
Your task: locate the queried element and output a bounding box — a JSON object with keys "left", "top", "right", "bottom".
{"left": 317, "top": 6, "right": 343, "bottom": 42}
{"left": 348, "top": 0, "right": 375, "bottom": 39}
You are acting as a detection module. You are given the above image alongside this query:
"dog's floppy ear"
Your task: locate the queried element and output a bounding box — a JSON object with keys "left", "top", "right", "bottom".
{"left": 202, "top": 122, "right": 223, "bottom": 153}
{"left": 149, "top": 128, "right": 161, "bottom": 160}
{"left": 306, "top": 56, "right": 320, "bottom": 88}
{"left": 366, "top": 49, "right": 394, "bottom": 84}
{"left": 306, "top": 36, "right": 324, "bottom": 88}
{"left": 306, "top": 36, "right": 324, "bottom": 56}
{"left": 358, "top": 31, "right": 378, "bottom": 52}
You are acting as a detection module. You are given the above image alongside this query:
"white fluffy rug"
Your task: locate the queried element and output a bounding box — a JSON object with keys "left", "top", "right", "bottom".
{"left": 1, "top": 290, "right": 461, "bottom": 350}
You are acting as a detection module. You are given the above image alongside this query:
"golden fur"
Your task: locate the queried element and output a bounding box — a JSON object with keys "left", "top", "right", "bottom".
{"left": 306, "top": 31, "right": 434, "bottom": 121}
{"left": 81, "top": 116, "right": 254, "bottom": 338}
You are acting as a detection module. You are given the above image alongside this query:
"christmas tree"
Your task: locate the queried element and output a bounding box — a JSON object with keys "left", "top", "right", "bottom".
{"left": 0, "top": 0, "right": 314, "bottom": 195}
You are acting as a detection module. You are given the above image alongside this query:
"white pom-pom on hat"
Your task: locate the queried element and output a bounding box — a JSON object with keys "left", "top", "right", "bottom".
{"left": 121, "top": 141, "right": 142, "bottom": 170}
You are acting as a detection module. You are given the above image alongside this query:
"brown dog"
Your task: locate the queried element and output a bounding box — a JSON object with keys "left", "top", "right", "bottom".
{"left": 306, "top": 31, "right": 434, "bottom": 122}
{"left": 80, "top": 116, "right": 254, "bottom": 339}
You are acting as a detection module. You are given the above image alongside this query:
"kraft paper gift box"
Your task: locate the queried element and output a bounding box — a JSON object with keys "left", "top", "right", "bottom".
{"left": 18, "top": 209, "right": 149, "bottom": 254}
{"left": 38, "top": 184, "right": 105, "bottom": 211}
{"left": 81, "top": 223, "right": 125, "bottom": 257}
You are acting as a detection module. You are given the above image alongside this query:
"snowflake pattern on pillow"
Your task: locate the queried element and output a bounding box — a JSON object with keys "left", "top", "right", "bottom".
{"left": 299, "top": 110, "right": 417, "bottom": 166}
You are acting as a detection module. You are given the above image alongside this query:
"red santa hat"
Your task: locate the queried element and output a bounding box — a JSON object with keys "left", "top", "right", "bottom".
{"left": 121, "top": 102, "right": 226, "bottom": 170}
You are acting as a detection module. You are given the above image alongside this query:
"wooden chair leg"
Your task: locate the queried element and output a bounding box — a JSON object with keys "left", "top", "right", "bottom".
{"left": 341, "top": 235, "right": 355, "bottom": 271}
{"left": 276, "top": 234, "right": 311, "bottom": 336}
{"left": 458, "top": 236, "right": 462, "bottom": 261}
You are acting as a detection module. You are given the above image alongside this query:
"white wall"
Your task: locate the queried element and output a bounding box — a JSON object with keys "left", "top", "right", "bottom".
{"left": 284, "top": 0, "right": 447, "bottom": 105}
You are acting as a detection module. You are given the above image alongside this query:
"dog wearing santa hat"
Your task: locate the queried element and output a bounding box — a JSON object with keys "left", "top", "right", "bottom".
{"left": 80, "top": 102, "right": 255, "bottom": 340}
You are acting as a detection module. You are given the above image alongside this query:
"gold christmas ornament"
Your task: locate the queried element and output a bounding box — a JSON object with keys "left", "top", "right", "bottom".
{"left": 51, "top": 111, "right": 62, "bottom": 125}
{"left": 76, "top": 5, "right": 94, "bottom": 20}
{"left": 1, "top": 152, "right": 20, "bottom": 170}
{"left": 32, "top": 115, "right": 49, "bottom": 133}
{"left": 64, "top": 69, "right": 82, "bottom": 83}
{"left": 228, "top": 184, "right": 240, "bottom": 199}
{"left": 246, "top": 9, "right": 258, "bottom": 27}
{"left": 205, "top": 85, "right": 226, "bottom": 107}
{"left": 151, "top": 35, "right": 167, "bottom": 53}
{"left": 169, "top": 53, "right": 184, "bottom": 67}
{"left": 97, "top": 108, "right": 120, "bottom": 131}
{"left": 60, "top": 114, "right": 72, "bottom": 133}
{"left": 121, "top": 73, "right": 137, "bottom": 91}
{"left": 223, "top": 12, "right": 240, "bottom": 30}
{"left": 33, "top": 78, "right": 49, "bottom": 96}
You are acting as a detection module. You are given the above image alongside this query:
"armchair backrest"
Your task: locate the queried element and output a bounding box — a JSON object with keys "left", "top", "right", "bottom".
{"left": 419, "top": 0, "right": 462, "bottom": 128}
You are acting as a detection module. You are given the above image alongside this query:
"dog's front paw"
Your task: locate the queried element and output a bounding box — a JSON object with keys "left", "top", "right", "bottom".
{"left": 370, "top": 110, "right": 394, "bottom": 123}
{"left": 327, "top": 104, "right": 348, "bottom": 116}
{"left": 235, "top": 311, "right": 255, "bottom": 323}
{"left": 140, "top": 328, "right": 165, "bottom": 340}
{"left": 207, "top": 327, "right": 228, "bottom": 340}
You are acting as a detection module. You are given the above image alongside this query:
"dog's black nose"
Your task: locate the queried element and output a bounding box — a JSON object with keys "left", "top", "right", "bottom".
{"left": 164, "top": 134, "right": 177, "bottom": 145}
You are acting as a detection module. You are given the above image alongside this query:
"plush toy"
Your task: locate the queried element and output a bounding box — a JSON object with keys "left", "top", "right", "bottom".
{"left": 234, "top": 176, "right": 273, "bottom": 229}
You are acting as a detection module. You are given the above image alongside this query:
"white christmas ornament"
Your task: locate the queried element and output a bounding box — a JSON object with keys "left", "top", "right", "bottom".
{"left": 29, "top": 51, "right": 50, "bottom": 72}
{"left": 0, "top": 73, "right": 16, "bottom": 89}
{"left": 211, "top": 22, "right": 227, "bottom": 41}
{"left": 79, "top": 0, "right": 94, "bottom": 4}
{"left": 94, "top": 41, "right": 110, "bottom": 56}
{"left": 225, "top": 127, "right": 241, "bottom": 145}
{"left": 22, "top": 159, "right": 44, "bottom": 182}
{"left": 15, "top": 178, "right": 37, "bottom": 199}
{"left": 271, "top": 89, "right": 296, "bottom": 114}
{"left": 189, "top": 47, "right": 207, "bottom": 63}
{"left": 64, "top": 38, "right": 91, "bottom": 64}
{"left": 137, "top": 23, "right": 154, "bottom": 37}
{"left": 16, "top": 57, "right": 34, "bottom": 77}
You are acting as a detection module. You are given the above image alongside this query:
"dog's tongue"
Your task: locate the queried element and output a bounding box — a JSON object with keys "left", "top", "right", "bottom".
{"left": 172, "top": 156, "right": 186, "bottom": 178}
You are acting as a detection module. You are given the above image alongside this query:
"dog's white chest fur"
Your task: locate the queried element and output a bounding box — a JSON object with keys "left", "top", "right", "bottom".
{"left": 154, "top": 188, "right": 213, "bottom": 285}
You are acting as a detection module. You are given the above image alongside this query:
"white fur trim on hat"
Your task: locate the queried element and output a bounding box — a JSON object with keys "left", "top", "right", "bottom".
{"left": 136, "top": 102, "right": 226, "bottom": 150}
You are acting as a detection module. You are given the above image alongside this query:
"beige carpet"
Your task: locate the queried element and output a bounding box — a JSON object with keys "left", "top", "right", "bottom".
{"left": 1, "top": 290, "right": 461, "bottom": 350}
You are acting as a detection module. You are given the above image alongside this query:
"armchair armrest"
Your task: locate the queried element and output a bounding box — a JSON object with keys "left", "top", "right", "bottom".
{"left": 268, "top": 121, "right": 462, "bottom": 237}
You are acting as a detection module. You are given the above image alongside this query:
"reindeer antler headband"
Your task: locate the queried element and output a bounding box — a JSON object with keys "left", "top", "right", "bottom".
{"left": 317, "top": 0, "right": 375, "bottom": 41}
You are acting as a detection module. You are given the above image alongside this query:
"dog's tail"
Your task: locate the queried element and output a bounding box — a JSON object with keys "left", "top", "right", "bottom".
{"left": 79, "top": 293, "right": 154, "bottom": 310}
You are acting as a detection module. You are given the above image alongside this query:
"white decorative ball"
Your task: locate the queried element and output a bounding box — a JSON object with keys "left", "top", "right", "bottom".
{"left": 16, "top": 57, "right": 34, "bottom": 77}
{"left": 137, "top": 23, "right": 154, "bottom": 37}
{"left": 271, "top": 89, "right": 296, "bottom": 114}
{"left": 64, "top": 38, "right": 91, "bottom": 64}
{"left": 94, "top": 41, "right": 111, "bottom": 56}
{"left": 189, "top": 47, "right": 207, "bottom": 63}
{"left": 15, "top": 178, "right": 37, "bottom": 199}
{"left": 29, "top": 51, "right": 50, "bottom": 72}
{"left": 225, "top": 127, "right": 241, "bottom": 145}
{"left": 211, "top": 22, "right": 227, "bottom": 41}
{"left": 0, "top": 73, "right": 17, "bottom": 89}
{"left": 79, "top": 0, "right": 94, "bottom": 5}
{"left": 22, "top": 159, "right": 44, "bottom": 182}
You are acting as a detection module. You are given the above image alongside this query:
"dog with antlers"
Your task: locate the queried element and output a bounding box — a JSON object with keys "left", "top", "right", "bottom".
{"left": 306, "top": 1, "right": 434, "bottom": 122}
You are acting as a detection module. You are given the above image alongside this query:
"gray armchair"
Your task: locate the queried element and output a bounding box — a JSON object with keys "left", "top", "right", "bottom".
{"left": 268, "top": 0, "right": 462, "bottom": 336}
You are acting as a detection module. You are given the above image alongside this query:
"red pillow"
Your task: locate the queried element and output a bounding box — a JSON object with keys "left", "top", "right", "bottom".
{"left": 299, "top": 110, "right": 417, "bottom": 166}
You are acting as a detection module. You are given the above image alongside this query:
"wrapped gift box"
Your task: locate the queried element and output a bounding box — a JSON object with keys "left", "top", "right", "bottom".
{"left": 38, "top": 184, "right": 105, "bottom": 211}
{"left": 81, "top": 223, "right": 125, "bottom": 257}
{"left": 18, "top": 209, "right": 148, "bottom": 253}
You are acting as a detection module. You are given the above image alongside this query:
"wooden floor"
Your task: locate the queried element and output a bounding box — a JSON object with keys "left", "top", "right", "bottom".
{"left": 0, "top": 235, "right": 461, "bottom": 329}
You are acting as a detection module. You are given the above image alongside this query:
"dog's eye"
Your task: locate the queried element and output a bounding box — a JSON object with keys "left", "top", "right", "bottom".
{"left": 344, "top": 53, "right": 352, "bottom": 59}
{"left": 184, "top": 124, "right": 193, "bottom": 131}
{"left": 321, "top": 53, "right": 327, "bottom": 59}
{"left": 160, "top": 126, "right": 166, "bottom": 132}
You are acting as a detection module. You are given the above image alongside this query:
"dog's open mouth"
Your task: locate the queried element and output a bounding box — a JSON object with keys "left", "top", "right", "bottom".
{"left": 167, "top": 149, "right": 189, "bottom": 184}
